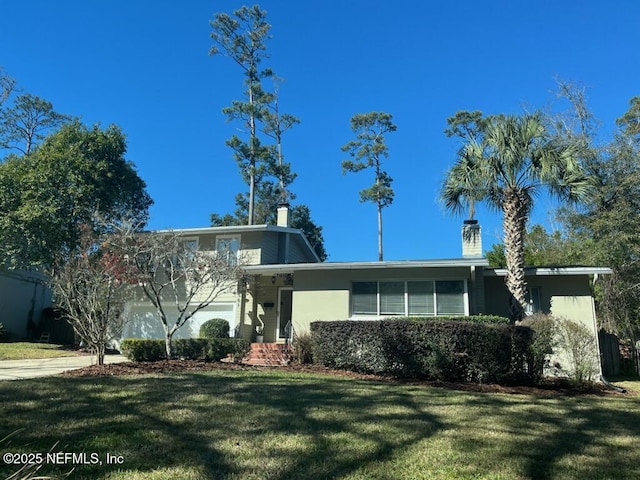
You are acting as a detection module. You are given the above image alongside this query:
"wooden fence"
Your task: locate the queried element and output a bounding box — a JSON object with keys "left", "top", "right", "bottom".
{"left": 598, "top": 330, "right": 621, "bottom": 377}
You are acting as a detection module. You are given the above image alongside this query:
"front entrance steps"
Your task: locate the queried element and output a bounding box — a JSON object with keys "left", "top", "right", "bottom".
{"left": 242, "top": 342, "right": 293, "bottom": 366}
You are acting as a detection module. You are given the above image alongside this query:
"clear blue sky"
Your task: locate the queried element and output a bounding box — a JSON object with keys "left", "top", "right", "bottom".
{"left": 2, "top": 1, "right": 639, "bottom": 261}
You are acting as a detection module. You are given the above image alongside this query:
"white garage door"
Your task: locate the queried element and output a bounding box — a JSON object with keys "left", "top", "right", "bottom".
{"left": 122, "top": 303, "right": 237, "bottom": 340}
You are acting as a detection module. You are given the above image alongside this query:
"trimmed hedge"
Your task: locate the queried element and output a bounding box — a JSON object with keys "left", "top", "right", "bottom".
{"left": 311, "top": 320, "right": 533, "bottom": 384}
{"left": 173, "top": 338, "right": 210, "bottom": 360}
{"left": 120, "top": 337, "right": 251, "bottom": 362}
{"left": 121, "top": 339, "right": 166, "bottom": 362}
{"left": 385, "top": 315, "right": 510, "bottom": 325}
{"left": 199, "top": 318, "right": 230, "bottom": 339}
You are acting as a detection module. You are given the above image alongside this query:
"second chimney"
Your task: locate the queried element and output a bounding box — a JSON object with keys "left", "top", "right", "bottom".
{"left": 462, "top": 220, "right": 482, "bottom": 258}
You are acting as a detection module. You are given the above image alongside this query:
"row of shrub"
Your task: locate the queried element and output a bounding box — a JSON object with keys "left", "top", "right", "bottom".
{"left": 310, "top": 319, "right": 533, "bottom": 384}
{"left": 120, "top": 337, "right": 250, "bottom": 362}
{"left": 390, "top": 315, "right": 510, "bottom": 325}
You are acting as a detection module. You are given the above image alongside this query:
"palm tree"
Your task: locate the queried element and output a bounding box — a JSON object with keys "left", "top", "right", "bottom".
{"left": 441, "top": 112, "right": 592, "bottom": 320}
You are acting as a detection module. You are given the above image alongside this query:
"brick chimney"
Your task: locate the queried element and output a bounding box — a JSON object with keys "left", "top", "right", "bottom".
{"left": 462, "top": 220, "right": 482, "bottom": 258}
{"left": 277, "top": 202, "right": 290, "bottom": 228}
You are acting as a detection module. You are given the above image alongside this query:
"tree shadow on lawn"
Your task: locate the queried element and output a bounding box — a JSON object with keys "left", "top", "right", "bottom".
{"left": 0, "top": 372, "right": 445, "bottom": 479}
{"left": 1, "top": 375, "right": 233, "bottom": 479}
{"left": 215, "top": 373, "right": 447, "bottom": 479}
{"left": 2, "top": 372, "right": 639, "bottom": 479}
{"left": 446, "top": 392, "right": 640, "bottom": 480}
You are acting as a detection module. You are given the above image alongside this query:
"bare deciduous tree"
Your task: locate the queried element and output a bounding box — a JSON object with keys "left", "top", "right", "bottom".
{"left": 111, "top": 225, "right": 245, "bottom": 358}
{"left": 51, "top": 226, "right": 129, "bottom": 365}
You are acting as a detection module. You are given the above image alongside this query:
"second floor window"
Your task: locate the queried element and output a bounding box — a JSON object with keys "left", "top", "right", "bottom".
{"left": 216, "top": 235, "right": 240, "bottom": 265}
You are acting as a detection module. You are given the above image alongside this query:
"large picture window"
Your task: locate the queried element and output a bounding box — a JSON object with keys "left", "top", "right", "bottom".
{"left": 380, "top": 281, "right": 405, "bottom": 315}
{"left": 351, "top": 280, "right": 466, "bottom": 317}
{"left": 436, "top": 280, "right": 465, "bottom": 315}
{"left": 352, "top": 281, "right": 377, "bottom": 314}
{"left": 407, "top": 281, "right": 434, "bottom": 315}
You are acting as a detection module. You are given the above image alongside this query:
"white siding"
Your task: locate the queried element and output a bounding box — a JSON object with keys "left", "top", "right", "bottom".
{"left": 122, "top": 303, "right": 237, "bottom": 340}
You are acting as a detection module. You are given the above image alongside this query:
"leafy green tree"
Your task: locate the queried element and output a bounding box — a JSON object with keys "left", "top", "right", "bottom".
{"left": 262, "top": 76, "right": 300, "bottom": 202}
{"left": 341, "top": 112, "right": 397, "bottom": 261}
{"left": 615, "top": 96, "right": 640, "bottom": 137}
{"left": 210, "top": 7, "right": 326, "bottom": 259}
{"left": 562, "top": 122, "right": 640, "bottom": 353}
{"left": 289, "top": 204, "right": 327, "bottom": 261}
{"left": 210, "top": 5, "right": 273, "bottom": 225}
{"left": 0, "top": 93, "right": 73, "bottom": 155}
{"left": 443, "top": 111, "right": 488, "bottom": 220}
{"left": 0, "top": 122, "right": 152, "bottom": 269}
{"left": 485, "top": 224, "right": 582, "bottom": 267}
{"left": 441, "top": 111, "right": 591, "bottom": 320}
{"left": 543, "top": 84, "right": 640, "bottom": 359}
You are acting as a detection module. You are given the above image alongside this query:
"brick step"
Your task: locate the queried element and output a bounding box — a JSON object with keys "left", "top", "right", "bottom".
{"left": 242, "top": 343, "right": 293, "bottom": 366}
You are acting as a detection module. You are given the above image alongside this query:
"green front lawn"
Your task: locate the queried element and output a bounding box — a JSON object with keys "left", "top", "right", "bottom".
{"left": 0, "top": 342, "right": 83, "bottom": 360}
{"left": 0, "top": 369, "right": 639, "bottom": 480}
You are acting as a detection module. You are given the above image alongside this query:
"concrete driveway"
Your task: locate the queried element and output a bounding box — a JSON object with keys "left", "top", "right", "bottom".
{"left": 0, "top": 354, "right": 128, "bottom": 381}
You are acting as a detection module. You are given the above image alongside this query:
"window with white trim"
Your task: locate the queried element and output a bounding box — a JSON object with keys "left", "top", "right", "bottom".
{"left": 174, "top": 237, "right": 198, "bottom": 267}
{"left": 351, "top": 280, "right": 466, "bottom": 317}
{"left": 215, "top": 235, "right": 240, "bottom": 265}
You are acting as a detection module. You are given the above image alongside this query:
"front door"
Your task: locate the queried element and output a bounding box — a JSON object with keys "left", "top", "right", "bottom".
{"left": 277, "top": 287, "right": 293, "bottom": 340}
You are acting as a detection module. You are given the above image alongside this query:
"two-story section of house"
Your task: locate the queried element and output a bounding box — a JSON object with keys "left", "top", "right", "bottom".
{"left": 121, "top": 205, "right": 321, "bottom": 342}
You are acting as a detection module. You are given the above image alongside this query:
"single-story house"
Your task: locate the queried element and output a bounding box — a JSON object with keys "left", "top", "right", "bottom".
{"left": 122, "top": 205, "right": 609, "bottom": 377}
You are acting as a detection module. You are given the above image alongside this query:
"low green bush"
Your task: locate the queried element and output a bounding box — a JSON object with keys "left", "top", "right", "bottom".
{"left": 199, "top": 319, "right": 230, "bottom": 339}
{"left": 229, "top": 338, "right": 251, "bottom": 362}
{"left": 120, "top": 339, "right": 166, "bottom": 362}
{"left": 207, "top": 338, "right": 251, "bottom": 362}
{"left": 311, "top": 320, "right": 532, "bottom": 384}
{"left": 206, "top": 338, "right": 233, "bottom": 361}
{"left": 121, "top": 337, "right": 250, "bottom": 362}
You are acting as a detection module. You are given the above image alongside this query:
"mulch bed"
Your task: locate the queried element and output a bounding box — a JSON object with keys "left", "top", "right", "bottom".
{"left": 60, "top": 359, "right": 627, "bottom": 397}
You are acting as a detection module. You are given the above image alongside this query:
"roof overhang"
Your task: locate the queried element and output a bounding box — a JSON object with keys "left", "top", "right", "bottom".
{"left": 153, "top": 224, "right": 303, "bottom": 236}
{"left": 484, "top": 266, "right": 612, "bottom": 277}
{"left": 245, "top": 258, "right": 489, "bottom": 275}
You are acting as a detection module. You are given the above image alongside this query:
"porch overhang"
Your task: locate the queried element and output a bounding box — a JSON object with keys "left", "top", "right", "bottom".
{"left": 484, "top": 266, "right": 612, "bottom": 277}
{"left": 244, "top": 257, "right": 489, "bottom": 275}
